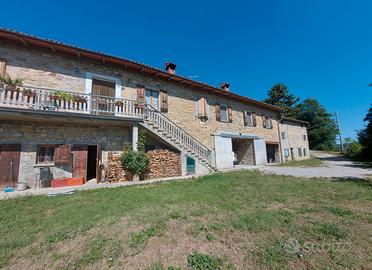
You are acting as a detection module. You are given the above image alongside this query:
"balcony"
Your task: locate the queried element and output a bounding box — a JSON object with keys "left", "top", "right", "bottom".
{"left": 0, "top": 85, "right": 144, "bottom": 122}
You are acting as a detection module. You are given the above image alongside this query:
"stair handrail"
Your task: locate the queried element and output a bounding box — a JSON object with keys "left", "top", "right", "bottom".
{"left": 144, "top": 104, "right": 212, "bottom": 160}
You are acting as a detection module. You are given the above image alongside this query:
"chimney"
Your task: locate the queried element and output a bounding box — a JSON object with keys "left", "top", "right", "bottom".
{"left": 220, "top": 82, "right": 230, "bottom": 91}
{"left": 165, "top": 62, "right": 176, "bottom": 75}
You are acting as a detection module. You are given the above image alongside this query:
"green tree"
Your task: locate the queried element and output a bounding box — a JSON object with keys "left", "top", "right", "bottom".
{"left": 357, "top": 104, "right": 372, "bottom": 159}
{"left": 296, "top": 98, "right": 338, "bottom": 150}
{"left": 263, "top": 83, "right": 299, "bottom": 117}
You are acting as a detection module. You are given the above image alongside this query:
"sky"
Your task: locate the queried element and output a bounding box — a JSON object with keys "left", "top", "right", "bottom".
{"left": 1, "top": 0, "right": 371, "bottom": 139}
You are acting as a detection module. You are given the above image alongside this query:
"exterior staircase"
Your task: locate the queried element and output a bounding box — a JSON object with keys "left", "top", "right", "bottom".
{"left": 141, "top": 104, "right": 215, "bottom": 171}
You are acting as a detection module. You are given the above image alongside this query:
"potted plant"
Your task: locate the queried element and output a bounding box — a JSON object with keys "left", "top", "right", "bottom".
{"left": 50, "top": 91, "right": 73, "bottom": 102}
{"left": 134, "top": 100, "right": 144, "bottom": 109}
{"left": 0, "top": 73, "right": 24, "bottom": 90}
{"left": 22, "top": 88, "right": 36, "bottom": 97}
{"left": 73, "top": 95, "right": 87, "bottom": 103}
{"left": 115, "top": 100, "right": 124, "bottom": 107}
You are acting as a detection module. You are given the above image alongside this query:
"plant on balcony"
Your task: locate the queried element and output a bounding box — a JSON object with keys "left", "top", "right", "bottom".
{"left": 115, "top": 100, "right": 124, "bottom": 106}
{"left": 22, "top": 88, "right": 36, "bottom": 97}
{"left": 0, "top": 73, "right": 24, "bottom": 89}
{"left": 73, "top": 95, "right": 87, "bottom": 103}
{"left": 50, "top": 91, "right": 73, "bottom": 101}
{"left": 134, "top": 100, "right": 144, "bottom": 109}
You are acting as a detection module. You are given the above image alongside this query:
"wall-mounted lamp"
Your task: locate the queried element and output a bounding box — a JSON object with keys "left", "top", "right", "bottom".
{"left": 74, "top": 67, "right": 79, "bottom": 73}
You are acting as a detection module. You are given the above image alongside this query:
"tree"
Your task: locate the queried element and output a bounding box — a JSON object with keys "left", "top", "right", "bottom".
{"left": 357, "top": 104, "right": 372, "bottom": 159}
{"left": 263, "top": 83, "right": 299, "bottom": 117}
{"left": 295, "top": 98, "right": 338, "bottom": 150}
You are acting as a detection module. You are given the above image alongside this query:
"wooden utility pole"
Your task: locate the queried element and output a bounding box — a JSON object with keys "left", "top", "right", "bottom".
{"left": 335, "top": 112, "right": 344, "bottom": 152}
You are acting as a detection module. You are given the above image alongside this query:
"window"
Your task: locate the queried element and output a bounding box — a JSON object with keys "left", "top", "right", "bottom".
{"left": 303, "top": 134, "right": 307, "bottom": 141}
{"left": 262, "top": 114, "right": 272, "bottom": 129}
{"left": 281, "top": 132, "right": 286, "bottom": 140}
{"left": 244, "top": 111, "right": 254, "bottom": 126}
{"left": 284, "top": 148, "right": 290, "bottom": 157}
{"left": 145, "top": 90, "right": 159, "bottom": 110}
{"left": 0, "top": 58, "right": 6, "bottom": 77}
{"left": 298, "top": 147, "right": 302, "bottom": 157}
{"left": 197, "top": 97, "right": 208, "bottom": 118}
{"left": 37, "top": 146, "right": 55, "bottom": 164}
{"left": 220, "top": 105, "right": 228, "bottom": 122}
{"left": 303, "top": 148, "right": 307, "bottom": 156}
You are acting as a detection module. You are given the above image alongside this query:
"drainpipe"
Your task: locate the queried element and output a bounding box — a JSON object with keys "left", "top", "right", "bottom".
{"left": 277, "top": 113, "right": 284, "bottom": 163}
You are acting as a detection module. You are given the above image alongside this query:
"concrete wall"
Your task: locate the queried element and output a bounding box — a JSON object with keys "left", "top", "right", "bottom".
{"left": 0, "top": 121, "right": 131, "bottom": 187}
{"left": 279, "top": 120, "right": 310, "bottom": 161}
{"left": 1, "top": 42, "right": 281, "bottom": 159}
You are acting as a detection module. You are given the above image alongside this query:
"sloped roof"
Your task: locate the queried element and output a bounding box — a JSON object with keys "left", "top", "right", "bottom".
{"left": 0, "top": 28, "right": 283, "bottom": 112}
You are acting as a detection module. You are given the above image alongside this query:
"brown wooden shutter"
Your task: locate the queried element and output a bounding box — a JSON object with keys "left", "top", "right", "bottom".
{"left": 215, "top": 103, "right": 221, "bottom": 121}
{"left": 228, "top": 107, "right": 233, "bottom": 123}
{"left": 137, "top": 87, "right": 145, "bottom": 102}
{"left": 0, "top": 59, "right": 6, "bottom": 77}
{"left": 262, "top": 114, "right": 267, "bottom": 128}
{"left": 269, "top": 115, "right": 273, "bottom": 129}
{"left": 92, "top": 79, "right": 115, "bottom": 97}
{"left": 253, "top": 112, "right": 257, "bottom": 127}
{"left": 96, "top": 144, "right": 102, "bottom": 183}
{"left": 54, "top": 144, "right": 71, "bottom": 165}
{"left": 243, "top": 110, "right": 248, "bottom": 126}
{"left": 198, "top": 98, "right": 207, "bottom": 117}
{"left": 72, "top": 144, "right": 88, "bottom": 179}
{"left": 160, "top": 90, "right": 168, "bottom": 112}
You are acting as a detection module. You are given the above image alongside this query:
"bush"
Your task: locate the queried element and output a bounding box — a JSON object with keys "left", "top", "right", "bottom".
{"left": 187, "top": 252, "right": 223, "bottom": 270}
{"left": 121, "top": 146, "right": 150, "bottom": 180}
{"left": 345, "top": 142, "right": 363, "bottom": 158}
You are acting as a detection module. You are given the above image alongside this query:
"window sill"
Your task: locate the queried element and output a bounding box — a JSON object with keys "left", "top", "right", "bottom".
{"left": 34, "top": 163, "right": 55, "bottom": 167}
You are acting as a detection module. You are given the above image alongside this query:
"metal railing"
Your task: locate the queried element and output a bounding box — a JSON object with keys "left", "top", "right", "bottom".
{"left": 0, "top": 85, "right": 144, "bottom": 118}
{"left": 144, "top": 104, "right": 212, "bottom": 164}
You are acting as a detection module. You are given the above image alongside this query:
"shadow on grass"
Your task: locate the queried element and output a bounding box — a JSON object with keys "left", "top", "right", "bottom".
{"left": 332, "top": 177, "right": 372, "bottom": 187}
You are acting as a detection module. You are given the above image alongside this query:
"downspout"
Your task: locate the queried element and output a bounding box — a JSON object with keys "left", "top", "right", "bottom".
{"left": 277, "top": 113, "right": 284, "bottom": 163}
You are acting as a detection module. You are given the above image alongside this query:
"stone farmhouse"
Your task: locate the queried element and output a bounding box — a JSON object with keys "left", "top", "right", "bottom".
{"left": 0, "top": 28, "right": 309, "bottom": 188}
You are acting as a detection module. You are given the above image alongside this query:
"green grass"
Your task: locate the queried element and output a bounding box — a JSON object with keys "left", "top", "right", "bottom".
{"left": 0, "top": 170, "right": 371, "bottom": 269}
{"left": 276, "top": 156, "right": 324, "bottom": 167}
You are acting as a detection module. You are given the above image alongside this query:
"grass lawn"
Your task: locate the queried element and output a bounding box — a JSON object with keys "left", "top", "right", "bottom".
{"left": 275, "top": 156, "right": 324, "bottom": 167}
{"left": 0, "top": 170, "right": 371, "bottom": 269}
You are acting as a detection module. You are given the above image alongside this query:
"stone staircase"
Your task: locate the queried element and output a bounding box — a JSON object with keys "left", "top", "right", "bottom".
{"left": 141, "top": 105, "right": 215, "bottom": 171}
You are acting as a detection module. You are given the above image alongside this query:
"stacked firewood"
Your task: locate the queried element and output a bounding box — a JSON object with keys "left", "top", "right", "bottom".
{"left": 105, "top": 152, "right": 128, "bottom": 182}
{"left": 146, "top": 149, "right": 181, "bottom": 179}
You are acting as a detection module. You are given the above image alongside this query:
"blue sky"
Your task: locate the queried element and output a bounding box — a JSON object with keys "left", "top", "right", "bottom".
{"left": 1, "top": 0, "right": 371, "bottom": 139}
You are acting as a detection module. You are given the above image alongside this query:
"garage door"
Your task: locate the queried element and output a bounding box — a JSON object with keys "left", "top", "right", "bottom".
{"left": 214, "top": 136, "right": 233, "bottom": 169}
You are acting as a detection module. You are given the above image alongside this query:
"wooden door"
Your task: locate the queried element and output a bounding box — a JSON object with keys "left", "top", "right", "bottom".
{"left": 72, "top": 144, "right": 88, "bottom": 179}
{"left": 92, "top": 79, "right": 116, "bottom": 115}
{"left": 96, "top": 144, "right": 102, "bottom": 183}
{"left": 0, "top": 144, "right": 21, "bottom": 188}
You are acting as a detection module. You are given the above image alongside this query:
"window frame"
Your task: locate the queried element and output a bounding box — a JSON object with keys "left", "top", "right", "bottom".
{"left": 298, "top": 147, "right": 303, "bottom": 157}
{"left": 303, "top": 148, "right": 307, "bottom": 156}
{"left": 265, "top": 114, "right": 272, "bottom": 129}
{"left": 284, "top": 148, "right": 290, "bottom": 158}
{"left": 246, "top": 111, "right": 254, "bottom": 126}
{"left": 303, "top": 134, "right": 307, "bottom": 141}
{"left": 145, "top": 89, "right": 159, "bottom": 110}
{"left": 219, "top": 104, "right": 228, "bottom": 122}
{"left": 36, "top": 145, "right": 56, "bottom": 165}
{"left": 281, "top": 131, "right": 286, "bottom": 140}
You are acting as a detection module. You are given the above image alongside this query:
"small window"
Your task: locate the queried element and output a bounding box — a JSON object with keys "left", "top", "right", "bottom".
{"left": 303, "top": 148, "right": 307, "bottom": 156}
{"left": 281, "top": 132, "right": 286, "bottom": 140}
{"left": 284, "top": 148, "right": 290, "bottom": 157}
{"left": 298, "top": 147, "right": 302, "bottom": 157}
{"left": 37, "top": 146, "right": 55, "bottom": 164}
{"left": 246, "top": 111, "right": 253, "bottom": 126}
{"left": 220, "top": 105, "right": 228, "bottom": 122}
{"left": 303, "top": 134, "right": 307, "bottom": 141}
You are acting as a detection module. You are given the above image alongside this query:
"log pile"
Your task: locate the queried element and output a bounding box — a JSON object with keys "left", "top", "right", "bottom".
{"left": 105, "top": 152, "right": 128, "bottom": 182}
{"left": 146, "top": 149, "right": 181, "bottom": 179}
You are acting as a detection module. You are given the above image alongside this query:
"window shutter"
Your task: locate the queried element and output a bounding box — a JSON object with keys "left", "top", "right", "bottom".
{"left": 215, "top": 103, "right": 221, "bottom": 121}
{"left": 252, "top": 112, "right": 257, "bottom": 127}
{"left": 0, "top": 59, "right": 6, "bottom": 77}
{"left": 198, "top": 98, "right": 207, "bottom": 117}
{"left": 228, "top": 107, "right": 233, "bottom": 123}
{"left": 54, "top": 144, "right": 71, "bottom": 165}
{"left": 243, "top": 110, "right": 248, "bottom": 126}
{"left": 160, "top": 90, "right": 168, "bottom": 112}
{"left": 269, "top": 115, "right": 273, "bottom": 129}
{"left": 262, "top": 114, "right": 267, "bottom": 128}
{"left": 137, "top": 87, "right": 145, "bottom": 102}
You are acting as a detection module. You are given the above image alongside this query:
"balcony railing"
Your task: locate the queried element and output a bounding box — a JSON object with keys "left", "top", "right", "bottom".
{"left": 0, "top": 85, "right": 144, "bottom": 119}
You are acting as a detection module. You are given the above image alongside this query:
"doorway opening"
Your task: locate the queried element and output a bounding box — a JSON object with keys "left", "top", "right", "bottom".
{"left": 231, "top": 139, "right": 255, "bottom": 165}
{"left": 266, "top": 143, "right": 280, "bottom": 163}
{"left": 87, "top": 145, "right": 97, "bottom": 180}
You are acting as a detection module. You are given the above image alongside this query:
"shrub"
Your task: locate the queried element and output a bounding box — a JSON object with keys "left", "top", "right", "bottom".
{"left": 345, "top": 142, "right": 362, "bottom": 158}
{"left": 121, "top": 146, "right": 150, "bottom": 180}
{"left": 187, "top": 252, "right": 223, "bottom": 270}
{"left": 0, "top": 73, "right": 23, "bottom": 87}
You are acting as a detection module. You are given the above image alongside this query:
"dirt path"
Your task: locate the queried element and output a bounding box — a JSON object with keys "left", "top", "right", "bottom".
{"left": 259, "top": 151, "right": 372, "bottom": 179}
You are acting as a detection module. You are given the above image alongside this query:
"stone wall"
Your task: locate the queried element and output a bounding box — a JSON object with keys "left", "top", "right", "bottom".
{"left": 279, "top": 121, "right": 310, "bottom": 161}
{"left": 0, "top": 121, "right": 130, "bottom": 187}
{"left": 1, "top": 41, "right": 281, "bottom": 154}
{"left": 232, "top": 139, "right": 255, "bottom": 165}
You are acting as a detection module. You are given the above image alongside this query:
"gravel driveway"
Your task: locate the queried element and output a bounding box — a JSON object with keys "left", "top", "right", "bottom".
{"left": 259, "top": 151, "right": 372, "bottom": 179}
